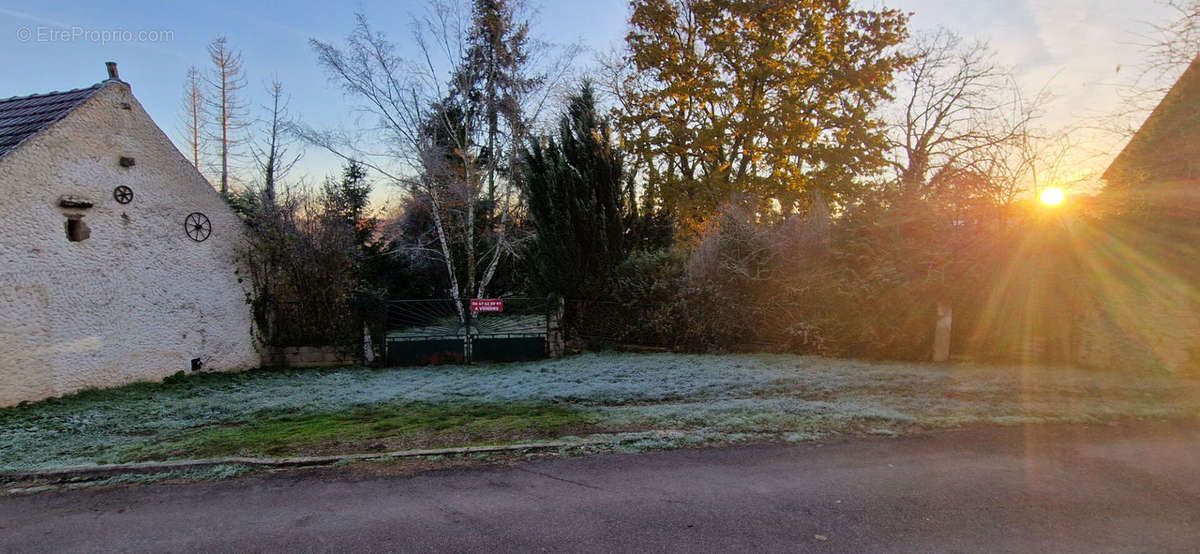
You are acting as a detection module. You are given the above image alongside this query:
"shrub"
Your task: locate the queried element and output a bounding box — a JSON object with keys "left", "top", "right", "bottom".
{"left": 237, "top": 161, "right": 376, "bottom": 347}
{"left": 573, "top": 250, "right": 689, "bottom": 348}
{"left": 574, "top": 199, "right": 998, "bottom": 360}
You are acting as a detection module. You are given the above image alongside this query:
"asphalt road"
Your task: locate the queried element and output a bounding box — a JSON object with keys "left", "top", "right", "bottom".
{"left": 2, "top": 421, "right": 1199, "bottom": 553}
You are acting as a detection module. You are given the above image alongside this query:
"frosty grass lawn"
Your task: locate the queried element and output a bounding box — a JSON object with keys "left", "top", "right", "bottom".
{"left": 2, "top": 352, "right": 1199, "bottom": 472}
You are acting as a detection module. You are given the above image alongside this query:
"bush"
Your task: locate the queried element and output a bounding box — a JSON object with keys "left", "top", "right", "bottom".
{"left": 238, "top": 161, "right": 376, "bottom": 347}
{"left": 573, "top": 250, "right": 689, "bottom": 348}
{"left": 573, "top": 199, "right": 1005, "bottom": 360}
{"left": 576, "top": 206, "right": 837, "bottom": 353}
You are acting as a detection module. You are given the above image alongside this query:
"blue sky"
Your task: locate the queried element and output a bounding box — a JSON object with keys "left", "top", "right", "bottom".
{"left": 0, "top": 0, "right": 1178, "bottom": 198}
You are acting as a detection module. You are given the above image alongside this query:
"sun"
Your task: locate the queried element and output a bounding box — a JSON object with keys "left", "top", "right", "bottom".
{"left": 1040, "top": 187, "right": 1065, "bottom": 206}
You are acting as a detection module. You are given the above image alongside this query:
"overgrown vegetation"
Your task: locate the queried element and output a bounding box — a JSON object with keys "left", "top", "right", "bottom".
{"left": 520, "top": 83, "right": 672, "bottom": 314}
{"left": 234, "top": 160, "right": 382, "bottom": 347}
{"left": 164, "top": 0, "right": 1200, "bottom": 366}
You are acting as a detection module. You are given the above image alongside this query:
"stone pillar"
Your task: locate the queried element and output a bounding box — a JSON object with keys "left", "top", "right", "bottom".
{"left": 362, "top": 322, "right": 375, "bottom": 364}
{"left": 933, "top": 300, "right": 952, "bottom": 362}
{"left": 547, "top": 295, "right": 566, "bottom": 358}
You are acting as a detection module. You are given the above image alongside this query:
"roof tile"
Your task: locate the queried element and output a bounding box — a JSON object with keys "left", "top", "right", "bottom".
{"left": 0, "top": 84, "right": 105, "bottom": 159}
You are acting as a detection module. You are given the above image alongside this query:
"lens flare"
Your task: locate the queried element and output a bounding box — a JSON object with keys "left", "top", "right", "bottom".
{"left": 1040, "top": 187, "right": 1065, "bottom": 206}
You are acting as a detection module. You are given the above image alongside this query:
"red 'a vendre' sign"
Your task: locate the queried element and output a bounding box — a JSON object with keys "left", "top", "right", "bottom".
{"left": 470, "top": 299, "right": 504, "bottom": 312}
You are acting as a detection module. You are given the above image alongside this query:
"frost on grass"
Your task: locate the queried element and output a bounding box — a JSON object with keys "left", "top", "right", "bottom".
{"left": 1, "top": 352, "right": 1197, "bottom": 471}
{"left": 563, "top": 430, "right": 761, "bottom": 454}
{"left": 3, "top": 464, "right": 253, "bottom": 496}
{"left": 594, "top": 397, "right": 916, "bottom": 433}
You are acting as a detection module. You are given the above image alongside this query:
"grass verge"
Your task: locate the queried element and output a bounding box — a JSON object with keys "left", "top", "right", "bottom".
{"left": 3, "top": 352, "right": 1199, "bottom": 476}
{"left": 123, "top": 402, "right": 590, "bottom": 460}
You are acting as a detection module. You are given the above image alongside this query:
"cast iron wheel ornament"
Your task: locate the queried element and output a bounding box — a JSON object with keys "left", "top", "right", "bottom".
{"left": 184, "top": 212, "right": 212, "bottom": 242}
{"left": 113, "top": 185, "right": 133, "bottom": 204}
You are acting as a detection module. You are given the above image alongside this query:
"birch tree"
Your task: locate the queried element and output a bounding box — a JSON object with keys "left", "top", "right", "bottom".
{"left": 458, "top": 0, "right": 545, "bottom": 298}
{"left": 299, "top": 2, "right": 566, "bottom": 311}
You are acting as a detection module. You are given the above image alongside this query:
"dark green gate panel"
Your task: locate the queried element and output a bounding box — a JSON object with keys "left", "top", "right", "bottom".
{"left": 386, "top": 298, "right": 551, "bottom": 366}
{"left": 386, "top": 339, "right": 465, "bottom": 366}
{"left": 472, "top": 336, "right": 546, "bottom": 363}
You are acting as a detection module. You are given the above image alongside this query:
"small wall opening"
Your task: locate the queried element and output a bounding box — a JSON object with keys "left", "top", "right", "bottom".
{"left": 65, "top": 216, "right": 90, "bottom": 242}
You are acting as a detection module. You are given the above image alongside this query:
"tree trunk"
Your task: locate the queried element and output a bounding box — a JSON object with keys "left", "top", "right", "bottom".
{"left": 220, "top": 70, "right": 229, "bottom": 197}
{"left": 427, "top": 188, "right": 464, "bottom": 324}
{"left": 477, "top": 179, "right": 512, "bottom": 298}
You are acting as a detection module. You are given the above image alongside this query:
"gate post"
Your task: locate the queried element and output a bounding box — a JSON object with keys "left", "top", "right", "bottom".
{"left": 547, "top": 294, "right": 565, "bottom": 358}
{"left": 933, "top": 300, "right": 952, "bottom": 362}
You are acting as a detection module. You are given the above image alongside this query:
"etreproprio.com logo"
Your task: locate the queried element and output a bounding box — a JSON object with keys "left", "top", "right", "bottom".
{"left": 16, "top": 25, "right": 174, "bottom": 45}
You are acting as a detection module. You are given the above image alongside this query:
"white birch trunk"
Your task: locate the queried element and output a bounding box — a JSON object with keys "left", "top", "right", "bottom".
{"left": 427, "top": 188, "right": 465, "bottom": 324}
{"left": 476, "top": 178, "right": 512, "bottom": 298}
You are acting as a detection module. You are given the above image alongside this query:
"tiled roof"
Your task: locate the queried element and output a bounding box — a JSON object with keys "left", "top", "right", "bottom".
{"left": 0, "top": 84, "right": 105, "bottom": 159}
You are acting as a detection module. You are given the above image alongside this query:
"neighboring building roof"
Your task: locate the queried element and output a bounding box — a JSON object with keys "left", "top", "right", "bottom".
{"left": 0, "top": 83, "right": 106, "bottom": 160}
{"left": 1103, "top": 56, "right": 1200, "bottom": 186}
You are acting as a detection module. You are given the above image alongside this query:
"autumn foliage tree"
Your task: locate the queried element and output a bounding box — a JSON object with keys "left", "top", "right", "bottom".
{"left": 618, "top": 0, "right": 910, "bottom": 234}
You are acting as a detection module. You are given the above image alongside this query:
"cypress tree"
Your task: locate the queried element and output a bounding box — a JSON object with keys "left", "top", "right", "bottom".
{"left": 521, "top": 83, "right": 626, "bottom": 300}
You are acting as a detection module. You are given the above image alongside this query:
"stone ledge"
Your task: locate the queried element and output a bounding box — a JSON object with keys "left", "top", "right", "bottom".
{"left": 263, "top": 345, "right": 360, "bottom": 368}
{"left": 0, "top": 441, "right": 584, "bottom": 484}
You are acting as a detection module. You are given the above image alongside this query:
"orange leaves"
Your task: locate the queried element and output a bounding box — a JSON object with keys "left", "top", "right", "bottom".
{"left": 620, "top": 0, "right": 909, "bottom": 234}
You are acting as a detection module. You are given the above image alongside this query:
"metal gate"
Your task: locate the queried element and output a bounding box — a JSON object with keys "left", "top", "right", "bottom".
{"left": 385, "top": 297, "right": 551, "bottom": 365}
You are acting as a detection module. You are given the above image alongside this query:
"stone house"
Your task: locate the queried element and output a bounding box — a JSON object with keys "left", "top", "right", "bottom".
{"left": 1102, "top": 56, "right": 1200, "bottom": 189}
{"left": 0, "top": 63, "right": 259, "bottom": 407}
{"left": 1074, "top": 56, "right": 1200, "bottom": 374}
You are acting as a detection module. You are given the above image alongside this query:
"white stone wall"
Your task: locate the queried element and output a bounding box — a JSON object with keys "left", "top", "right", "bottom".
{"left": 1076, "top": 282, "right": 1200, "bottom": 375}
{"left": 0, "top": 81, "right": 260, "bottom": 406}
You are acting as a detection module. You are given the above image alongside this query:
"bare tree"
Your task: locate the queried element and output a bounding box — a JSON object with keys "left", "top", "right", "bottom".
{"left": 250, "top": 79, "right": 302, "bottom": 207}
{"left": 598, "top": 47, "right": 661, "bottom": 215}
{"left": 297, "top": 3, "right": 572, "bottom": 308}
{"left": 205, "top": 36, "right": 249, "bottom": 197}
{"left": 459, "top": 0, "right": 569, "bottom": 298}
{"left": 964, "top": 122, "right": 1086, "bottom": 227}
{"left": 1109, "top": 1, "right": 1199, "bottom": 137}
{"left": 1145, "top": 1, "right": 1200, "bottom": 72}
{"left": 882, "top": 31, "right": 1057, "bottom": 363}
{"left": 886, "top": 29, "right": 1036, "bottom": 200}
{"left": 294, "top": 9, "right": 481, "bottom": 312}
{"left": 180, "top": 65, "right": 205, "bottom": 170}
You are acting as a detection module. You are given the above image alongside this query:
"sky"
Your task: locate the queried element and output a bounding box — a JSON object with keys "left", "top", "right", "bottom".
{"left": 0, "top": 0, "right": 1181, "bottom": 201}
